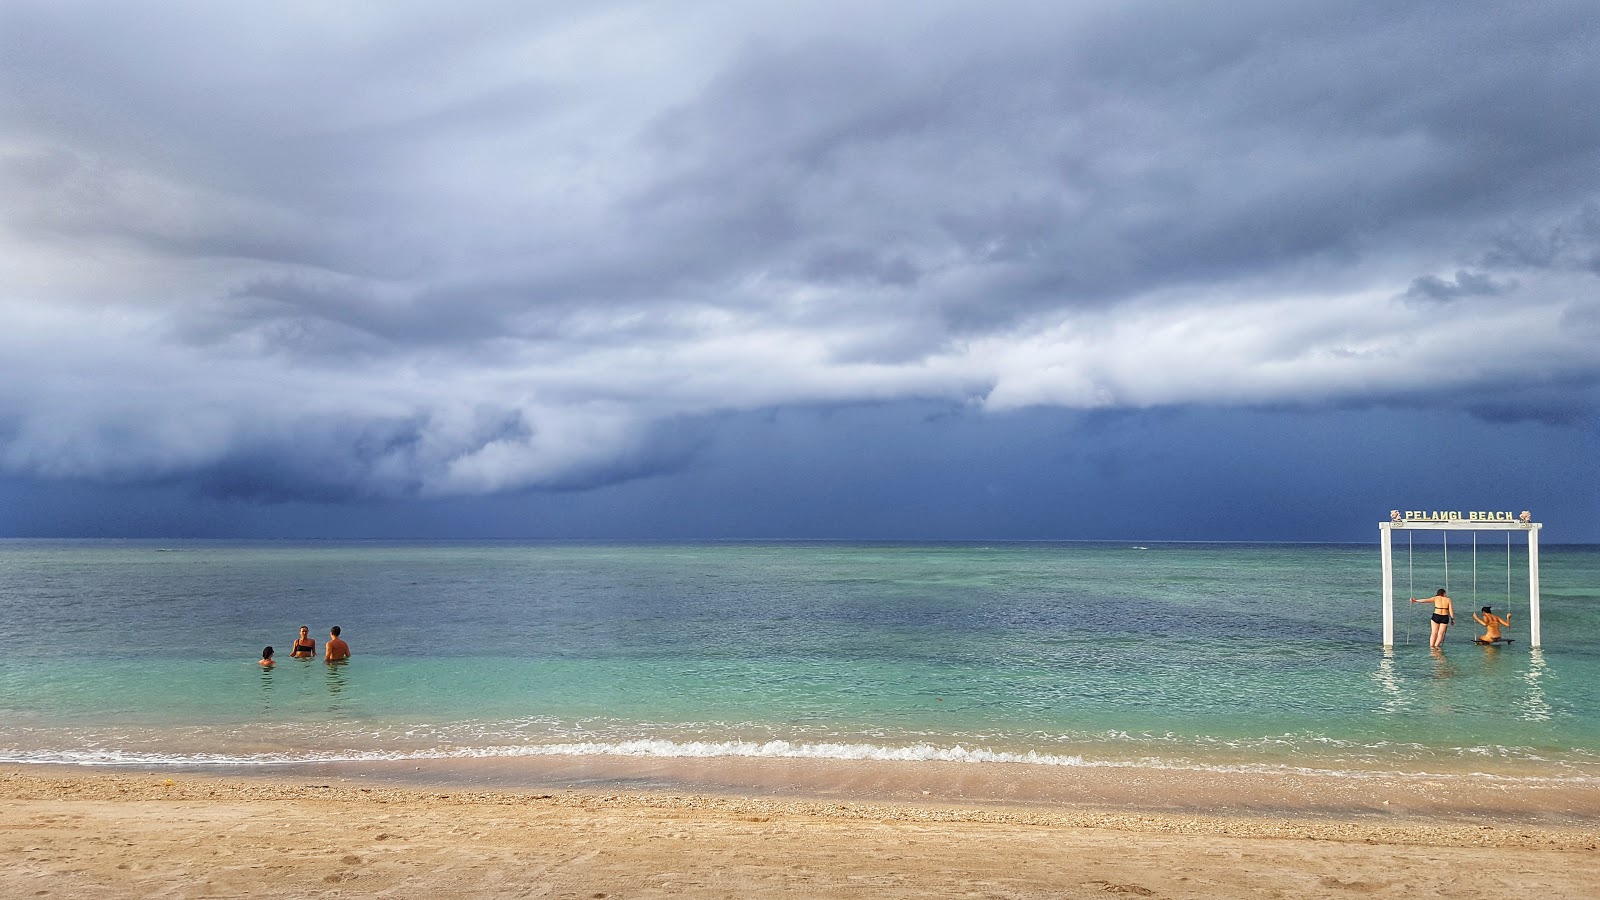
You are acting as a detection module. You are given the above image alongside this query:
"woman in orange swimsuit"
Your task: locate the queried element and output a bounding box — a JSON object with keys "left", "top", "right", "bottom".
{"left": 1473, "top": 606, "right": 1511, "bottom": 644}
{"left": 1410, "top": 589, "right": 1453, "bottom": 649}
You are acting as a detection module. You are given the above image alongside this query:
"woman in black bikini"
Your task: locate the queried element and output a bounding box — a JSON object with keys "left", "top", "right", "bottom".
{"left": 289, "top": 626, "right": 316, "bottom": 659}
{"left": 1409, "top": 589, "right": 1453, "bottom": 649}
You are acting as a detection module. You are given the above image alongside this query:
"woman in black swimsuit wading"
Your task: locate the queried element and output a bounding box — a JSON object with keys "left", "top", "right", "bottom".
{"left": 289, "top": 625, "right": 316, "bottom": 659}
{"left": 1409, "top": 589, "right": 1454, "bottom": 649}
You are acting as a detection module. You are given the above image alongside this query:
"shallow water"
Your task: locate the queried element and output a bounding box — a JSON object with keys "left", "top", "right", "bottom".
{"left": 1, "top": 539, "right": 1596, "bottom": 778}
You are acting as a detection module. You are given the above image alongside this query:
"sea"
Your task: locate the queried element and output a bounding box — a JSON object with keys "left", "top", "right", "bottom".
{"left": 2, "top": 539, "right": 1597, "bottom": 782}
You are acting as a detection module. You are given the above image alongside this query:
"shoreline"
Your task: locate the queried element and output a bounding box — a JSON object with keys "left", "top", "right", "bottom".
{"left": 11, "top": 730, "right": 1598, "bottom": 782}
{"left": 5, "top": 765, "right": 1600, "bottom": 899}
{"left": 11, "top": 748, "right": 1600, "bottom": 830}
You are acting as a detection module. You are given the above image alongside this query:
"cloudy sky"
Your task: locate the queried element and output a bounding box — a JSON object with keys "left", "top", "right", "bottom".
{"left": 2, "top": 0, "right": 1596, "bottom": 541}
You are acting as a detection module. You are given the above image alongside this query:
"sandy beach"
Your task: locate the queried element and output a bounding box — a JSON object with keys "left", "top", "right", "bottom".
{"left": 6, "top": 763, "right": 1600, "bottom": 899}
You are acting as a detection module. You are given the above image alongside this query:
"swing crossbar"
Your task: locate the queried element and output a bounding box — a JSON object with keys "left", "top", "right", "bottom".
{"left": 1389, "top": 521, "right": 1531, "bottom": 531}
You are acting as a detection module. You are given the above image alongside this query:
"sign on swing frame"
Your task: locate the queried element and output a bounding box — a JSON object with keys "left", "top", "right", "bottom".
{"left": 1379, "top": 510, "right": 1543, "bottom": 649}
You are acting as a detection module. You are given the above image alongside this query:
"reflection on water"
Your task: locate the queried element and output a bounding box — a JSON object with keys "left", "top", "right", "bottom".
{"left": 325, "top": 660, "right": 348, "bottom": 706}
{"left": 258, "top": 663, "right": 275, "bottom": 715}
{"left": 1476, "top": 641, "right": 1508, "bottom": 671}
{"left": 1520, "top": 649, "right": 1552, "bottom": 722}
{"left": 1372, "top": 650, "right": 1409, "bottom": 715}
{"left": 1429, "top": 646, "right": 1458, "bottom": 678}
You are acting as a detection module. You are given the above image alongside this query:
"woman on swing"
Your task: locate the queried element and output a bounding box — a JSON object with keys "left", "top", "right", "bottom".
{"left": 1410, "top": 589, "right": 1454, "bottom": 649}
{"left": 1473, "top": 606, "right": 1511, "bottom": 644}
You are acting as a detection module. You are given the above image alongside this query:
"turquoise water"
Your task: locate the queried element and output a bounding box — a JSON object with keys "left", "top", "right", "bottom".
{"left": 1, "top": 539, "right": 1596, "bottom": 777}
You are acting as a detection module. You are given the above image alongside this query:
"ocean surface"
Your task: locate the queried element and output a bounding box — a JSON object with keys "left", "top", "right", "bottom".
{"left": 2, "top": 539, "right": 1597, "bottom": 780}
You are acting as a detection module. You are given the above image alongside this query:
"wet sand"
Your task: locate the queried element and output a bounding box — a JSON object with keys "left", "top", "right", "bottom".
{"left": 5, "top": 762, "right": 1600, "bottom": 898}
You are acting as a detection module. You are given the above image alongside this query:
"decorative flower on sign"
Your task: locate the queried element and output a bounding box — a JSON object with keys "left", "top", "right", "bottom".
{"left": 1390, "top": 510, "right": 1402, "bottom": 523}
{"left": 1520, "top": 510, "right": 1531, "bottom": 523}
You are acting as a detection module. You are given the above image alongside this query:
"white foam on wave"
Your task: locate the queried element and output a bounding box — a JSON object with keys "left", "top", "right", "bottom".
{"left": 474, "top": 739, "right": 1090, "bottom": 766}
{"left": 0, "top": 740, "right": 1082, "bottom": 768}
{"left": 4, "top": 738, "right": 1599, "bottom": 784}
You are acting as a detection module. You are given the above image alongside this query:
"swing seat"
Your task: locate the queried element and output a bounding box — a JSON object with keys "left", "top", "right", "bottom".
{"left": 1473, "top": 638, "right": 1515, "bottom": 645}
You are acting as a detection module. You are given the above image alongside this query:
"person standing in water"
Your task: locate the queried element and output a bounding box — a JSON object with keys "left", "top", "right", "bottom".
{"left": 1473, "top": 605, "right": 1511, "bottom": 644}
{"left": 1410, "top": 589, "right": 1454, "bottom": 649}
{"left": 324, "top": 626, "right": 350, "bottom": 662}
{"left": 289, "top": 626, "right": 316, "bottom": 659}
{"left": 259, "top": 646, "right": 275, "bottom": 667}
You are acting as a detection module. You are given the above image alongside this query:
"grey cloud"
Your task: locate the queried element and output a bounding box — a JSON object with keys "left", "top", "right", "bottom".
{"left": 2, "top": 0, "right": 1599, "bottom": 502}
{"left": 0, "top": 146, "right": 340, "bottom": 270}
{"left": 1467, "top": 386, "right": 1600, "bottom": 429}
{"left": 189, "top": 407, "right": 707, "bottom": 503}
{"left": 193, "top": 415, "right": 438, "bottom": 503}
{"left": 1405, "top": 270, "right": 1510, "bottom": 304}
{"left": 1484, "top": 203, "right": 1600, "bottom": 273}
{"left": 197, "top": 277, "right": 525, "bottom": 353}
{"left": 614, "top": 1, "right": 1600, "bottom": 331}
{"left": 1561, "top": 302, "right": 1600, "bottom": 338}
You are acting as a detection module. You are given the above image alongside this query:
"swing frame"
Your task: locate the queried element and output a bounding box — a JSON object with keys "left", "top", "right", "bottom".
{"left": 1379, "top": 513, "right": 1543, "bottom": 648}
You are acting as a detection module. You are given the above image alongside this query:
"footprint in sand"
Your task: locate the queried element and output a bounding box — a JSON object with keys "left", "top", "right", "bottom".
{"left": 1088, "top": 880, "right": 1156, "bottom": 896}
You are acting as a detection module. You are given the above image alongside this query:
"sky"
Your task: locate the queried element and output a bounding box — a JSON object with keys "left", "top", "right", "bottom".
{"left": 1, "top": 0, "right": 1597, "bottom": 541}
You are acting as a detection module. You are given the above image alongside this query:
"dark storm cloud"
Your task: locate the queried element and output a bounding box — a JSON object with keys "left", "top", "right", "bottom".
{"left": 1, "top": 0, "right": 1598, "bottom": 503}
{"left": 186, "top": 408, "right": 707, "bottom": 503}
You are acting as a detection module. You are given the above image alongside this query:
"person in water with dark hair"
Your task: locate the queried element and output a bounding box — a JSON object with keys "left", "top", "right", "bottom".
{"left": 324, "top": 626, "right": 350, "bottom": 662}
{"left": 289, "top": 626, "right": 316, "bottom": 659}
{"left": 1410, "top": 589, "right": 1453, "bottom": 649}
{"left": 1473, "top": 605, "right": 1512, "bottom": 644}
{"left": 259, "top": 646, "right": 275, "bottom": 667}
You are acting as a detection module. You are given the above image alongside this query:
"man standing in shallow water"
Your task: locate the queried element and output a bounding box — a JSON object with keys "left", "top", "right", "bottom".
{"left": 324, "top": 626, "right": 350, "bottom": 662}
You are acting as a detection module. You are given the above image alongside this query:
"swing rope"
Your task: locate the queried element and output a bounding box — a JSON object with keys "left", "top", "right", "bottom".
{"left": 1405, "top": 531, "right": 1413, "bottom": 645}
{"left": 1472, "top": 531, "right": 1478, "bottom": 608}
{"left": 1443, "top": 531, "right": 1449, "bottom": 595}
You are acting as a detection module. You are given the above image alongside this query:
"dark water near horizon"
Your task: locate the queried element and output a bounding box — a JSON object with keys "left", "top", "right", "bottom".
{"left": 1, "top": 539, "right": 1596, "bottom": 779}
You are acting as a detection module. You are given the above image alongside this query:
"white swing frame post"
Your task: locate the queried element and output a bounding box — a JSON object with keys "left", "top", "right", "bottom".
{"left": 1379, "top": 514, "right": 1542, "bottom": 648}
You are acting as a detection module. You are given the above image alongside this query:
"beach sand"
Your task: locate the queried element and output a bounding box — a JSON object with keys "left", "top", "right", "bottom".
{"left": 5, "top": 763, "right": 1600, "bottom": 899}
